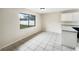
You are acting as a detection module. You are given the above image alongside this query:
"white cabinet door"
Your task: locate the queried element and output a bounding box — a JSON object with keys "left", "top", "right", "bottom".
{"left": 61, "top": 13, "right": 73, "bottom": 21}
{"left": 73, "top": 13, "right": 79, "bottom": 21}
{"left": 62, "top": 31, "right": 77, "bottom": 48}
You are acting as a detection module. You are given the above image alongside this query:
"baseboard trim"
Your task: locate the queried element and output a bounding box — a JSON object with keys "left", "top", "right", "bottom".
{"left": 0, "top": 31, "right": 42, "bottom": 51}
{"left": 62, "top": 44, "right": 75, "bottom": 50}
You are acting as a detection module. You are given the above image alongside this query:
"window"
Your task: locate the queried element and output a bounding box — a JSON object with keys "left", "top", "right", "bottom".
{"left": 19, "top": 13, "right": 36, "bottom": 29}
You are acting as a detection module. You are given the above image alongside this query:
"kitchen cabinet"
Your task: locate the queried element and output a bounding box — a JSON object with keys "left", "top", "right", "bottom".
{"left": 61, "top": 12, "right": 79, "bottom": 22}
{"left": 73, "top": 13, "right": 79, "bottom": 21}
{"left": 61, "top": 13, "right": 73, "bottom": 21}
{"left": 62, "top": 31, "right": 77, "bottom": 48}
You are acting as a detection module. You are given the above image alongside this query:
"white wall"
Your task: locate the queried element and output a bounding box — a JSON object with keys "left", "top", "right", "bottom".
{"left": 42, "top": 13, "right": 61, "bottom": 33}
{"left": 0, "top": 9, "right": 4, "bottom": 47}
{"left": 0, "top": 8, "right": 42, "bottom": 49}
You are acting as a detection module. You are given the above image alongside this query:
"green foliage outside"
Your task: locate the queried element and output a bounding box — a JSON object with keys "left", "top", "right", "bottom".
{"left": 20, "top": 24, "right": 35, "bottom": 29}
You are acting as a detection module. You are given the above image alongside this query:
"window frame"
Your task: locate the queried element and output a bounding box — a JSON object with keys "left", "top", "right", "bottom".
{"left": 19, "top": 13, "right": 36, "bottom": 29}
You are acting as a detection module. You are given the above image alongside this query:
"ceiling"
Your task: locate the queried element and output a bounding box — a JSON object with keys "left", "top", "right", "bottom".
{"left": 29, "top": 8, "right": 79, "bottom": 14}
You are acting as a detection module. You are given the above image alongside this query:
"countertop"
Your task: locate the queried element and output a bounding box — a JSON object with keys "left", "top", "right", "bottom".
{"left": 62, "top": 30, "right": 77, "bottom": 33}
{"left": 62, "top": 25, "right": 78, "bottom": 33}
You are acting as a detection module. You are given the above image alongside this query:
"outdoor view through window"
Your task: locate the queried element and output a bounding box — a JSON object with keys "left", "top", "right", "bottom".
{"left": 19, "top": 13, "right": 36, "bottom": 29}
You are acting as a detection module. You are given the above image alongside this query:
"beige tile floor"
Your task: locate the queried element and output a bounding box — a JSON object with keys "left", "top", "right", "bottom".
{"left": 14, "top": 32, "right": 74, "bottom": 51}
